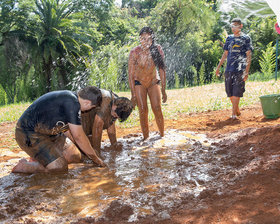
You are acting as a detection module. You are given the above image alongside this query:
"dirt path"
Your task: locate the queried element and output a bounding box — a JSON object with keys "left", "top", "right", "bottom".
{"left": 1, "top": 104, "right": 280, "bottom": 224}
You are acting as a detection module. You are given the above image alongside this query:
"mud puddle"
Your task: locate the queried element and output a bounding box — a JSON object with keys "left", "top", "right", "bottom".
{"left": 0, "top": 129, "right": 263, "bottom": 223}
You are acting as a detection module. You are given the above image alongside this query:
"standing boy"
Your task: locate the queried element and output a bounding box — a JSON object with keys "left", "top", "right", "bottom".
{"left": 216, "top": 18, "right": 253, "bottom": 119}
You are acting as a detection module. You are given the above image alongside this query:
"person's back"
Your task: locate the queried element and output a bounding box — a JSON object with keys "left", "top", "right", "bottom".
{"left": 18, "top": 90, "right": 80, "bottom": 135}
{"left": 13, "top": 87, "right": 105, "bottom": 174}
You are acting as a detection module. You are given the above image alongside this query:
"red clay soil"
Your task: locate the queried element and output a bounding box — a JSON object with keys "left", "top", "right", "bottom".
{"left": 1, "top": 104, "right": 280, "bottom": 224}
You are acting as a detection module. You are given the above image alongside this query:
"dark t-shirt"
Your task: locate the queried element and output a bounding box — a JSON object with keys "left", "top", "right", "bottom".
{"left": 17, "top": 90, "right": 81, "bottom": 135}
{"left": 224, "top": 34, "right": 253, "bottom": 72}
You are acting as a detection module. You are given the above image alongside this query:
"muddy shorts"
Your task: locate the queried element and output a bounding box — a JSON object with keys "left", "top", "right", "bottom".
{"left": 15, "top": 126, "right": 66, "bottom": 167}
{"left": 224, "top": 71, "right": 245, "bottom": 97}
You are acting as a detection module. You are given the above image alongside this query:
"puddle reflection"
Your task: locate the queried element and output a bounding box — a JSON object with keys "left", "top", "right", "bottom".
{"left": 0, "top": 129, "right": 229, "bottom": 223}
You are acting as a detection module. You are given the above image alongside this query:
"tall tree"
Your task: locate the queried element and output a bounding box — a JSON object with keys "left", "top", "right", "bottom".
{"left": 30, "top": 0, "right": 90, "bottom": 92}
{"left": 0, "top": 0, "right": 33, "bottom": 103}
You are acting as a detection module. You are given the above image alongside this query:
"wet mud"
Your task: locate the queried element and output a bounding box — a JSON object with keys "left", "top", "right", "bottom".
{"left": 1, "top": 105, "right": 280, "bottom": 223}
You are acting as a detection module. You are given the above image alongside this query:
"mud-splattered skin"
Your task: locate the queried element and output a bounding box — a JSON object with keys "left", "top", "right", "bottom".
{"left": 128, "top": 29, "right": 167, "bottom": 140}
{"left": 81, "top": 89, "right": 117, "bottom": 152}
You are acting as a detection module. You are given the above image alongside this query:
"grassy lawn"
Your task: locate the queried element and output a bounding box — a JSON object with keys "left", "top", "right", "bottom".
{"left": 1, "top": 79, "right": 280, "bottom": 127}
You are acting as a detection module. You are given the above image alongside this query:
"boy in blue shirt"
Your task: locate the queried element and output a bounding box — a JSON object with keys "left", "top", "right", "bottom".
{"left": 216, "top": 18, "right": 253, "bottom": 119}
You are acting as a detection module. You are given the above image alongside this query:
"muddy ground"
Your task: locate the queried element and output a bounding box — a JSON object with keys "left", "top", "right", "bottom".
{"left": 1, "top": 103, "right": 280, "bottom": 224}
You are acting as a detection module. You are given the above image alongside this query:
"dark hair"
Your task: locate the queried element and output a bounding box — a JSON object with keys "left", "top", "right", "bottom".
{"left": 139, "top": 26, "right": 165, "bottom": 70}
{"left": 78, "top": 86, "right": 102, "bottom": 107}
{"left": 114, "top": 97, "right": 133, "bottom": 122}
{"left": 231, "top": 18, "right": 242, "bottom": 25}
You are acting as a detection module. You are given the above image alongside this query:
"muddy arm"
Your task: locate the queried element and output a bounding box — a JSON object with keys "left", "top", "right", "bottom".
{"left": 216, "top": 50, "right": 228, "bottom": 76}
{"left": 128, "top": 50, "right": 137, "bottom": 107}
{"left": 107, "top": 122, "right": 117, "bottom": 146}
{"left": 243, "top": 50, "right": 252, "bottom": 81}
{"left": 91, "top": 115, "right": 104, "bottom": 153}
{"left": 158, "top": 45, "right": 167, "bottom": 103}
{"left": 68, "top": 123, "right": 105, "bottom": 166}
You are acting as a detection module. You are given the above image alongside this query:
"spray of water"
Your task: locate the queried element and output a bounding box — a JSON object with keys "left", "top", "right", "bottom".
{"left": 219, "top": 0, "right": 274, "bottom": 24}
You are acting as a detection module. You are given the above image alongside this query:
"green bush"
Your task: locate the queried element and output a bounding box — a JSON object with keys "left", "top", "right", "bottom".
{"left": 0, "top": 84, "right": 7, "bottom": 106}
{"left": 259, "top": 41, "right": 276, "bottom": 78}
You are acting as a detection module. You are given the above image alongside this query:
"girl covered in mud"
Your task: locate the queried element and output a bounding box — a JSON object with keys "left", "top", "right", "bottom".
{"left": 128, "top": 27, "right": 167, "bottom": 140}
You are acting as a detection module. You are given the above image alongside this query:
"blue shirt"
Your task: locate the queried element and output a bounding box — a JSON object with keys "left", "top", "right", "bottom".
{"left": 224, "top": 34, "right": 253, "bottom": 72}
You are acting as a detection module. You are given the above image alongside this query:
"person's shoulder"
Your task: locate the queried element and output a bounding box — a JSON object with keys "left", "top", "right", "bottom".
{"left": 100, "top": 89, "right": 111, "bottom": 99}
{"left": 99, "top": 89, "right": 112, "bottom": 107}
{"left": 130, "top": 45, "right": 141, "bottom": 54}
{"left": 240, "top": 33, "right": 251, "bottom": 40}
{"left": 226, "top": 34, "right": 234, "bottom": 40}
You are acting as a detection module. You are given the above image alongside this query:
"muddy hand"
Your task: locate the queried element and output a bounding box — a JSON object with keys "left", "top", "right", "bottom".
{"left": 88, "top": 154, "right": 106, "bottom": 167}
{"left": 215, "top": 68, "right": 220, "bottom": 77}
{"left": 97, "top": 158, "right": 107, "bottom": 167}
{"left": 131, "top": 96, "right": 137, "bottom": 109}
{"left": 111, "top": 142, "right": 123, "bottom": 151}
{"left": 93, "top": 157, "right": 106, "bottom": 167}
{"left": 162, "top": 91, "right": 167, "bottom": 103}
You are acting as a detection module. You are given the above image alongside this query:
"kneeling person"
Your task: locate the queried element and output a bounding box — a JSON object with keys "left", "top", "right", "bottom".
{"left": 13, "top": 86, "right": 106, "bottom": 174}
{"left": 81, "top": 89, "right": 133, "bottom": 153}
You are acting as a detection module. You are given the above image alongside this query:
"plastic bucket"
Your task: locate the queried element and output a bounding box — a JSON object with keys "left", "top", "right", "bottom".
{"left": 259, "top": 94, "right": 280, "bottom": 119}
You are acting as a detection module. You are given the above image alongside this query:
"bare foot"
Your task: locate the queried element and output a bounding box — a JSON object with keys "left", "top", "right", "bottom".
{"left": 12, "top": 158, "right": 46, "bottom": 174}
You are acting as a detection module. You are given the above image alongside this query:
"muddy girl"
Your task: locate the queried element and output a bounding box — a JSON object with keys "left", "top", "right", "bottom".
{"left": 81, "top": 89, "right": 133, "bottom": 154}
{"left": 128, "top": 26, "right": 167, "bottom": 140}
{"left": 12, "top": 86, "right": 106, "bottom": 174}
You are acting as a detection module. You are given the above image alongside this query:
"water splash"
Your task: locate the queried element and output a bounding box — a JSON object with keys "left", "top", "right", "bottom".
{"left": 219, "top": 0, "right": 274, "bottom": 23}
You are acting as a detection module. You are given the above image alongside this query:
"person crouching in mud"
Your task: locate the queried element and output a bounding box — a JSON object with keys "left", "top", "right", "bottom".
{"left": 12, "top": 86, "right": 106, "bottom": 174}
{"left": 81, "top": 89, "right": 133, "bottom": 154}
{"left": 128, "top": 26, "right": 167, "bottom": 140}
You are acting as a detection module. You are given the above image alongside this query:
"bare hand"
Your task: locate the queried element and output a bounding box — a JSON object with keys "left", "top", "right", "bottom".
{"left": 215, "top": 69, "right": 220, "bottom": 77}
{"left": 162, "top": 91, "right": 167, "bottom": 103}
{"left": 131, "top": 96, "right": 137, "bottom": 109}
{"left": 243, "top": 73, "right": 249, "bottom": 81}
{"left": 88, "top": 154, "right": 106, "bottom": 167}
{"left": 96, "top": 158, "right": 106, "bottom": 167}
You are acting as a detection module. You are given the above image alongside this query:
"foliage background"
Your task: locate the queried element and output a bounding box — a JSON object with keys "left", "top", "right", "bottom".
{"left": 0, "top": 0, "right": 279, "bottom": 105}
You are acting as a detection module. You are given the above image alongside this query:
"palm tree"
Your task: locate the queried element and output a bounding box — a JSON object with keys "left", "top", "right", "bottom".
{"left": 31, "top": 0, "right": 89, "bottom": 92}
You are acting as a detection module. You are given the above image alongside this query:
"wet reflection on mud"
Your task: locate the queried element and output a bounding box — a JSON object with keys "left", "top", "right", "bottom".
{"left": 0, "top": 130, "right": 241, "bottom": 223}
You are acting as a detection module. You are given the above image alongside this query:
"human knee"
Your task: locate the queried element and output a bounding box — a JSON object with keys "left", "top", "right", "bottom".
{"left": 152, "top": 104, "right": 162, "bottom": 114}
{"left": 66, "top": 152, "right": 81, "bottom": 163}
{"left": 46, "top": 157, "right": 68, "bottom": 172}
{"left": 63, "top": 139, "right": 81, "bottom": 163}
{"left": 139, "top": 107, "right": 148, "bottom": 116}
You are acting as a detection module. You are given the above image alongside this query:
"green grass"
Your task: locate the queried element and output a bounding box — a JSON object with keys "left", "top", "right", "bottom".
{"left": 1, "top": 79, "right": 280, "bottom": 127}
{"left": 0, "top": 102, "right": 30, "bottom": 123}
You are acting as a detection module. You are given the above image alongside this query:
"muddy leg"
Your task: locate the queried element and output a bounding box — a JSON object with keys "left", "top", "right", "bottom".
{"left": 135, "top": 85, "right": 149, "bottom": 140}
{"left": 46, "top": 157, "right": 68, "bottom": 172}
{"left": 63, "top": 138, "right": 82, "bottom": 163}
{"left": 148, "top": 84, "right": 164, "bottom": 137}
{"left": 12, "top": 156, "right": 68, "bottom": 174}
{"left": 12, "top": 158, "right": 46, "bottom": 173}
{"left": 230, "top": 96, "right": 240, "bottom": 117}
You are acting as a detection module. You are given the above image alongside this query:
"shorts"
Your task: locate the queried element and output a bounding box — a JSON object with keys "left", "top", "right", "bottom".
{"left": 15, "top": 126, "right": 66, "bottom": 167}
{"left": 224, "top": 71, "right": 245, "bottom": 97}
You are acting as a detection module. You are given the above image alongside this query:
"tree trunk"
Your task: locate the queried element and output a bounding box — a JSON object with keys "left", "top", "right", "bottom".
{"left": 43, "top": 56, "right": 52, "bottom": 92}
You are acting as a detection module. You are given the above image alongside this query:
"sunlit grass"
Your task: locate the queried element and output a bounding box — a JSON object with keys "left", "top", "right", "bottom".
{"left": 0, "top": 102, "right": 30, "bottom": 123}
{"left": 1, "top": 80, "right": 280, "bottom": 128}
{"left": 116, "top": 79, "right": 280, "bottom": 128}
